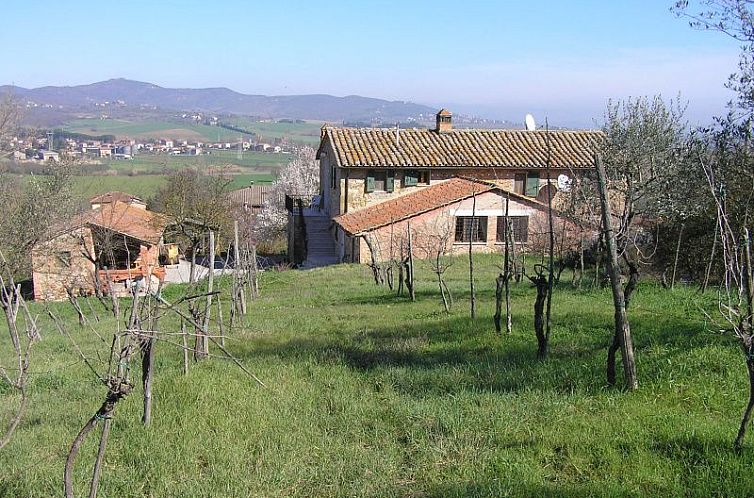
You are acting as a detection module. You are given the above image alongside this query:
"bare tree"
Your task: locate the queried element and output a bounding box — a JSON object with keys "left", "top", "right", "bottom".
{"left": 0, "top": 252, "right": 39, "bottom": 451}
{"left": 0, "top": 91, "right": 22, "bottom": 152}
{"left": 416, "top": 214, "right": 455, "bottom": 312}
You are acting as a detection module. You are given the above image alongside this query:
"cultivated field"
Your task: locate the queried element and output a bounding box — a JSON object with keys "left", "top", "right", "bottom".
{"left": 1, "top": 255, "right": 752, "bottom": 497}
{"left": 96, "top": 150, "right": 289, "bottom": 175}
{"left": 63, "top": 118, "right": 322, "bottom": 145}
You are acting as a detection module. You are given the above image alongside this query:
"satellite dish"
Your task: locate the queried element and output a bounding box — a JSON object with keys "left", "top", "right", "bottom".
{"left": 557, "top": 174, "right": 572, "bottom": 191}
{"left": 524, "top": 114, "right": 536, "bottom": 131}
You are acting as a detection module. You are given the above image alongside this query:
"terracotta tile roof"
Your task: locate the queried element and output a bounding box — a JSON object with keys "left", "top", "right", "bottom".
{"left": 334, "top": 177, "right": 545, "bottom": 235}
{"left": 90, "top": 191, "right": 145, "bottom": 205}
{"left": 320, "top": 127, "right": 601, "bottom": 169}
{"left": 75, "top": 202, "right": 171, "bottom": 245}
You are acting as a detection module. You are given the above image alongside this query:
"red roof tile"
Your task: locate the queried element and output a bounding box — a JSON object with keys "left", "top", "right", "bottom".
{"left": 334, "top": 177, "right": 544, "bottom": 235}
{"left": 75, "top": 202, "right": 171, "bottom": 245}
{"left": 320, "top": 127, "right": 602, "bottom": 169}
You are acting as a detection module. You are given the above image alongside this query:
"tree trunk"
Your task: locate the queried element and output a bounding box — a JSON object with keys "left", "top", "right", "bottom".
{"left": 364, "top": 234, "right": 383, "bottom": 285}
{"left": 233, "top": 221, "right": 247, "bottom": 316}
{"left": 217, "top": 297, "right": 226, "bottom": 347}
{"left": 196, "top": 230, "right": 214, "bottom": 360}
{"left": 438, "top": 271, "right": 450, "bottom": 313}
{"left": 530, "top": 273, "right": 548, "bottom": 358}
{"left": 469, "top": 194, "right": 477, "bottom": 320}
{"left": 578, "top": 237, "right": 585, "bottom": 290}
{"left": 0, "top": 387, "right": 26, "bottom": 451}
{"left": 545, "top": 130, "right": 555, "bottom": 348}
{"left": 596, "top": 153, "right": 638, "bottom": 390}
{"left": 88, "top": 417, "right": 112, "bottom": 498}
{"left": 141, "top": 334, "right": 155, "bottom": 425}
{"left": 671, "top": 223, "right": 684, "bottom": 290}
{"left": 250, "top": 244, "right": 259, "bottom": 298}
{"left": 623, "top": 257, "right": 640, "bottom": 310}
{"left": 735, "top": 355, "right": 754, "bottom": 451}
{"left": 494, "top": 273, "right": 504, "bottom": 333}
{"left": 407, "top": 223, "right": 416, "bottom": 302}
{"left": 736, "top": 228, "right": 754, "bottom": 450}
{"left": 701, "top": 225, "right": 718, "bottom": 294}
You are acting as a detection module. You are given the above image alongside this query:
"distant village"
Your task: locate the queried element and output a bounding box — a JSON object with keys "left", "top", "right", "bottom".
{"left": 4, "top": 131, "right": 296, "bottom": 164}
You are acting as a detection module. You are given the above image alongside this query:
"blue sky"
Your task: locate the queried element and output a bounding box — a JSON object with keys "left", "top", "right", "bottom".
{"left": 0, "top": 0, "right": 742, "bottom": 126}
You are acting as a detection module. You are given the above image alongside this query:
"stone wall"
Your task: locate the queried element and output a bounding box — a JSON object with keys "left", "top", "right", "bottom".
{"left": 331, "top": 167, "right": 574, "bottom": 216}
{"left": 32, "top": 228, "right": 97, "bottom": 302}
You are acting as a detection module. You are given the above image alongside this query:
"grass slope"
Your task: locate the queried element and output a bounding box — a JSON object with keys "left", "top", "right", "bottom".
{"left": 0, "top": 255, "right": 752, "bottom": 497}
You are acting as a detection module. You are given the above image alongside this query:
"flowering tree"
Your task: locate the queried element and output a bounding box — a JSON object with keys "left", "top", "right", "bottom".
{"left": 253, "top": 146, "right": 319, "bottom": 242}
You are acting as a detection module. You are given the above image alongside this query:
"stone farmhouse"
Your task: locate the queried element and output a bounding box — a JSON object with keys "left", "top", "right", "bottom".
{"left": 291, "top": 109, "right": 601, "bottom": 267}
{"left": 32, "top": 193, "right": 172, "bottom": 301}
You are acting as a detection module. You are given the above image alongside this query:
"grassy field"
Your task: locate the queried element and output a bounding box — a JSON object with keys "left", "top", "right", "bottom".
{"left": 64, "top": 119, "right": 244, "bottom": 142}
{"left": 221, "top": 118, "right": 323, "bottom": 146}
{"left": 98, "top": 150, "right": 290, "bottom": 175}
{"left": 5, "top": 173, "right": 274, "bottom": 204}
{"left": 1, "top": 255, "right": 753, "bottom": 497}
{"left": 64, "top": 118, "right": 322, "bottom": 145}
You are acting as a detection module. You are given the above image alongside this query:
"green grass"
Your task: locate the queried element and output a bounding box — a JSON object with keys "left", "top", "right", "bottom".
{"left": 1, "top": 255, "right": 752, "bottom": 497}
{"left": 221, "top": 118, "right": 323, "bottom": 146}
{"left": 69, "top": 175, "right": 169, "bottom": 199}
{"left": 100, "top": 150, "right": 290, "bottom": 174}
{"left": 64, "top": 119, "right": 244, "bottom": 142}
{"left": 63, "top": 118, "right": 322, "bottom": 145}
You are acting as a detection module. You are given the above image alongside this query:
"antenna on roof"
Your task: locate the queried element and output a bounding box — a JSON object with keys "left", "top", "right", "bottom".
{"left": 524, "top": 114, "right": 536, "bottom": 131}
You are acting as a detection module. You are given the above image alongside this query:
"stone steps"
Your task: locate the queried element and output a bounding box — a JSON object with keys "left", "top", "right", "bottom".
{"left": 301, "top": 215, "right": 338, "bottom": 268}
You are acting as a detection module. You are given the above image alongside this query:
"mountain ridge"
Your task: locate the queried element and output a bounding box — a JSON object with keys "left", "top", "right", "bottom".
{"left": 1, "top": 78, "right": 438, "bottom": 123}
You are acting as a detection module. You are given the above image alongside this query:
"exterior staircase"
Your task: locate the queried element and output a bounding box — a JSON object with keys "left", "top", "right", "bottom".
{"left": 301, "top": 215, "right": 339, "bottom": 268}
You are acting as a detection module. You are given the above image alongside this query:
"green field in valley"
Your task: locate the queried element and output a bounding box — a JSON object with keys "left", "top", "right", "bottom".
{"left": 97, "top": 149, "right": 289, "bottom": 175}
{"left": 63, "top": 118, "right": 322, "bottom": 145}
{"left": 1, "top": 255, "right": 753, "bottom": 497}
{"left": 4, "top": 172, "right": 274, "bottom": 203}
{"left": 221, "top": 117, "right": 323, "bottom": 146}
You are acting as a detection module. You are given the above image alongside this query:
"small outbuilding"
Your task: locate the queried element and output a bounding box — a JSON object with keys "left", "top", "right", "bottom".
{"left": 32, "top": 200, "right": 172, "bottom": 301}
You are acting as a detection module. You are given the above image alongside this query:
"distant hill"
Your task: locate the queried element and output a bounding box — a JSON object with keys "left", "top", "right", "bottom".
{"left": 0, "top": 78, "right": 438, "bottom": 124}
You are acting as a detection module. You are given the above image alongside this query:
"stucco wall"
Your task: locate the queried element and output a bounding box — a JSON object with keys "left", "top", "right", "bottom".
{"left": 350, "top": 190, "right": 554, "bottom": 263}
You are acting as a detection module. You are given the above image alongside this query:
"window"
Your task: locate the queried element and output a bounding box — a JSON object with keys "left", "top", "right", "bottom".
{"left": 496, "top": 216, "right": 529, "bottom": 243}
{"left": 405, "top": 170, "right": 431, "bottom": 187}
{"left": 330, "top": 164, "right": 337, "bottom": 189}
{"left": 455, "top": 216, "right": 488, "bottom": 243}
{"left": 56, "top": 251, "right": 71, "bottom": 267}
{"left": 366, "top": 170, "right": 394, "bottom": 192}
{"left": 513, "top": 172, "right": 540, "bottom": 197}
{"left": 404, "top": 170, "right": 417, "bottom": 187}
{"left": 514, "top": 173, "right": 526, "bottom": 194}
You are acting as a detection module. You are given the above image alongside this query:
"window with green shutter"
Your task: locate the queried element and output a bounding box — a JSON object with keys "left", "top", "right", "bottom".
{"left": 404, "top": 170, "right": 418, "bottom": 187}
{"left": 525, "top": 172, "right": 540, "bottom": 197}
{"left": 365, "top": 171, "right": 375, "bottom": 192}
{"left": 386, "top": 170, "right": 395, "bottom": 192}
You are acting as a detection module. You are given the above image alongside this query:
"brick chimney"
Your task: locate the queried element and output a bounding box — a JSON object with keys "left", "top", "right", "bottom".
{"left": 435, "top": 108, "right": 452, "bottom": 133}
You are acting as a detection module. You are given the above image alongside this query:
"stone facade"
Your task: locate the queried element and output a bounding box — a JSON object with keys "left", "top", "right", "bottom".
{"left": 32, "top": 228, "right": 97, "bottom": 301}
{"left": 342, "top": 190, "right": 555, "bottom": 264}
{"left": 320, "top": 141, "right": 572, "bottom": 218}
